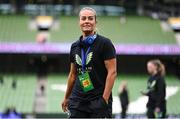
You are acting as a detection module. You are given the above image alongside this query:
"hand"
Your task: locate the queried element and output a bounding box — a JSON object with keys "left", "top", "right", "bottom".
{"left": 61, "top": 98, "right": 69, "bottom": 112}
{"left": 140, "top": 90, "right": 147, "bottom": 95}
{"left": 155, "top": 107, "right": 160, "bottom": 113}
{"left": 102, "top": 96, "right": 109, "bottom": 104}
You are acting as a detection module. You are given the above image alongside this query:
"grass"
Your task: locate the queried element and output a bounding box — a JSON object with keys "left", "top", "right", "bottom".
{"left": 0, "top": 74, "right": 179, "bottom": 114}
{"left": 46, "top": 75, "right": 68, "bottom": 113}
{"left": 0, "top": 15, "right": 176, "bottom": 44}
{"left": 114, "top": 75, "right": 180, "bottom": 115}
{"left": 47, "top": 74, "right": 180, "bottom": 114}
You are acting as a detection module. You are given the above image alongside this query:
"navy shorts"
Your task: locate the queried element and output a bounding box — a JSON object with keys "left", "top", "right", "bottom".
{"left": 68, "top": 97, "right": 112, "bottom": 118}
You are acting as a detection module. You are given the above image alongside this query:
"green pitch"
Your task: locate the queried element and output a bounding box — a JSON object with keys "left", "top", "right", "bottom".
{"left": 0, "top": 15, "right": 176, "bottom": 44}
{"left": 46, "top": 74, "right": 180, "bottom": 114}
{"left": 0, "top": 74, "right": 179, "bottom": 114}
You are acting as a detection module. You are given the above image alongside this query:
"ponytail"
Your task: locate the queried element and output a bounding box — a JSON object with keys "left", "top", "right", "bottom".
{"left": 159, "top": 62, "right": 165, "bottom": 76}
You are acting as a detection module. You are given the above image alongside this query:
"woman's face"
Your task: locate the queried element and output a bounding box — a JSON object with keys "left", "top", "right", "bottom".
{"left": 79, "top": 9, "right": 96, "bottom": 35}
{"left": 147, "top": 62, "right": 157, "bottom": 75}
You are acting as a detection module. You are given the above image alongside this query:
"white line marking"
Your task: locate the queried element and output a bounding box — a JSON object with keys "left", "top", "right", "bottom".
{"left": 51, "top": 84, "right": 67, "bottom": 92}
{"left": 50, "top": 84, "right": 179, "bottom": 114}
{"left": 175, "top": 33, "right": 180, "bottom": 45}
{"left": 160, "top": 21, "right": 171, "bottom": 32}
{"left": 113, "top": 86, "right": 179, "bottom": 114}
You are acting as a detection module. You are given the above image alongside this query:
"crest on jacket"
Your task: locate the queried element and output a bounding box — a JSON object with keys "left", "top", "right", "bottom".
{"left": 75, "top": 52, "right": 93, "bottom": 66}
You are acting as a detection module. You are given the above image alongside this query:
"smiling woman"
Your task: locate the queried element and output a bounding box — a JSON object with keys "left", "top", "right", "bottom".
{"left": 61, "top": 7, "right": 117, "bottom": 118}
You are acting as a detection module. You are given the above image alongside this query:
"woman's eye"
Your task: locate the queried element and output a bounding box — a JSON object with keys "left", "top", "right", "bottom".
{"left": 88, "top": 17, "right": 94, "bottom": 21}
{"left": 81, "top": 17, "right": 86, "bottom": 21}
{"left": 81, "top": 16, "right": 94, "bottom": 21}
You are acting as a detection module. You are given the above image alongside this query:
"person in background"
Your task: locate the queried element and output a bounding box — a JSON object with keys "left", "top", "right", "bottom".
{"left": 119, "top": 80, "right": 129, "bottom": 118}
{"left": 141, "top": 59, "right": 166, "bottom": 118}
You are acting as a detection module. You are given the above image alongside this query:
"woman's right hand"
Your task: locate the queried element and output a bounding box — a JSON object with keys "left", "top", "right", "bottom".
{"left": 61, "top": 98, "right": 69, "bottom": 112}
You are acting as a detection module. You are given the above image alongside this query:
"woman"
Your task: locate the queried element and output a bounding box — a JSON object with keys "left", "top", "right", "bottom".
{"left": 141, "top": 59, "right": 166, "bottom": 118}
{"left": 61, "top": 7, "right": 116, "bottom": 118}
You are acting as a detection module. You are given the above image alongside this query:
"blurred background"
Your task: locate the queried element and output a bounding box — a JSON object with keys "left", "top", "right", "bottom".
{"left": 0, "top": 0, "right": 180, "bottom": 118}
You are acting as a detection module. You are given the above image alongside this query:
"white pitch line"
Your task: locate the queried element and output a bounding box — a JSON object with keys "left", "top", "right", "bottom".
{"left": 175, "top": 33, "right": 180, "bottom": 45}
{"left": 160, "top": 21, "right": 171, "bottom": 32}
{"left": 113, "top": 86, "right": 179, "bottom": 114}
{"left": 51, "top": 84, "right": 67, "bottom": 92}
{"left": 166, "top": 86, "right": 179, "bottom": 100}
{"left": 160, "top": 21, "right": 180, "bottom": 45}
{"left": 51, "top": 84, "right": 179, "bottom": 114}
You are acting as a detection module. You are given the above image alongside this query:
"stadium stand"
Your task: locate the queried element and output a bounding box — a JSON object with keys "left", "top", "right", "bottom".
{"left": 0, "top": 0, "right": 180, "bottom": 118}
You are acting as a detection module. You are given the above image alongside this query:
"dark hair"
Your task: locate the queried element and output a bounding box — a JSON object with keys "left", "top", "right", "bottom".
{"left": 148, "top": 59, "right": 166, "bottom": 76}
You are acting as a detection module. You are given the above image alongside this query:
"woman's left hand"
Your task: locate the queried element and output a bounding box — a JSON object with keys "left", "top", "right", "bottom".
{"left": 155, "top": 107, "right": 160, "bottom": 112}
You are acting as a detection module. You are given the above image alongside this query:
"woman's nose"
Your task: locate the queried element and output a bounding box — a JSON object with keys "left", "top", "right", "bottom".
{"left": 84, "top": 19, "right": 90, "bottom": 22}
